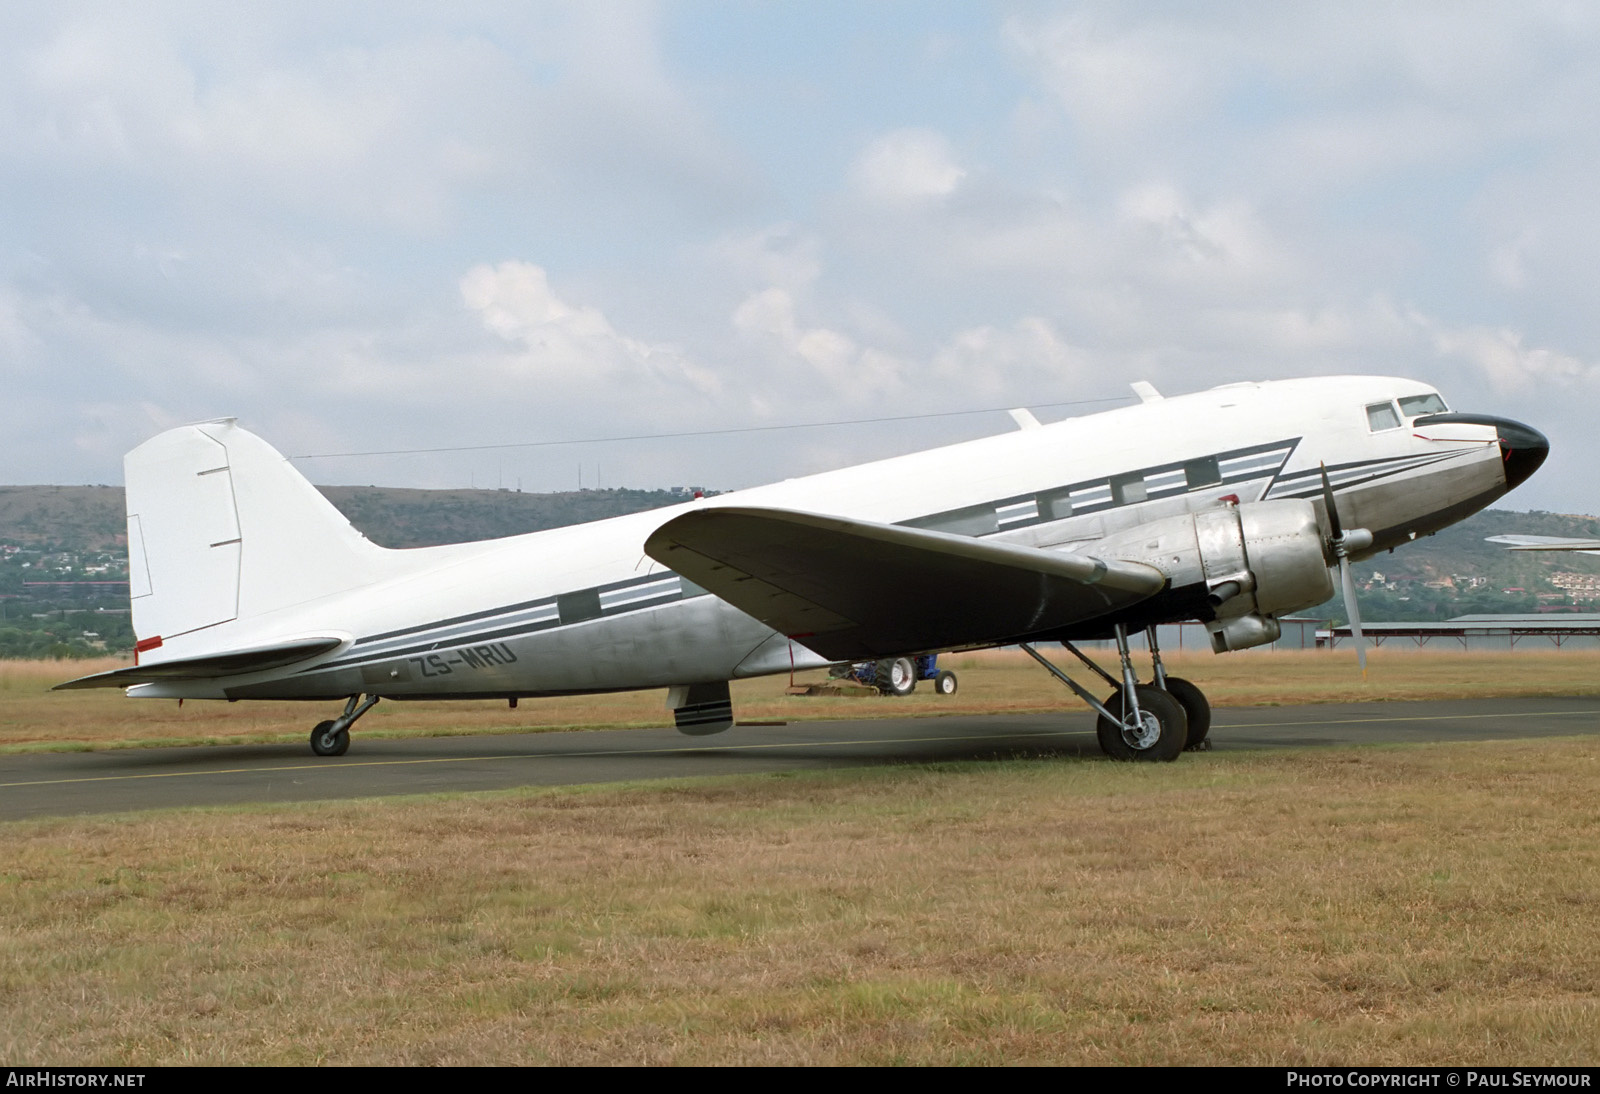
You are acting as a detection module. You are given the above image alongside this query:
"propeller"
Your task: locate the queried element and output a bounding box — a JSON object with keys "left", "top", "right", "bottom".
{"left": 1320, "top": 463, "right": 1375, "bottom": 678}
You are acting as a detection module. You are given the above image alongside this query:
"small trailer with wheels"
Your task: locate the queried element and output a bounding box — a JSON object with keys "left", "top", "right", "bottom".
{"left": 831, "top": 654, "right": 957, "bottom": 696}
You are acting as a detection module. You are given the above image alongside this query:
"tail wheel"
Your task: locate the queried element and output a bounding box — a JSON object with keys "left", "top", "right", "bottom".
{"left": 1095, "top": 685, "right": 1187, "bottom": 762}
{"left": 875, "top": 657, "right": 917, "bottom": 696}
{"left": 310, "top": 720, "right": 350, "bottom": 757}
{"left": 934, "top": 670, "right": 958, "bottom": 696}
{"left": 1161, "top": 676, "right": 1212, "bottom": 750}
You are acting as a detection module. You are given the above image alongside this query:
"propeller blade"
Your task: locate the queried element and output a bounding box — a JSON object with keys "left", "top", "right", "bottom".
{"left": 1321, "top": 461, "right": 1370, "bottom": 677}
{"left": 1338, "top": 555, "right": 1368, "bottom": 680}
{"left": 1319, "top": 462, "right": 1344, "bottom": 541}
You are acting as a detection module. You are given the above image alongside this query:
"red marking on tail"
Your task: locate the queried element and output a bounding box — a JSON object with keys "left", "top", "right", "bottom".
{"left": 134, "top": 635, "right": 163, "bottom": 665}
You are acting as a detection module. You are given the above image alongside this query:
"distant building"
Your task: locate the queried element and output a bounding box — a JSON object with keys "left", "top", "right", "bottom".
{"left": 1550, "top": 571, "right": 1600, "bottom": 603}
{"left": 1080, "top": 617, "right": 1324, "bottom": 653}
{"left": 1322, "top": 613, "right": 1600, "bottom": 651}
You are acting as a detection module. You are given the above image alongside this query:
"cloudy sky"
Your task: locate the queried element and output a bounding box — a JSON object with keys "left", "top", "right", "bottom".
{"left": 3, "top": 1, "right": 1597, "bottom": 510}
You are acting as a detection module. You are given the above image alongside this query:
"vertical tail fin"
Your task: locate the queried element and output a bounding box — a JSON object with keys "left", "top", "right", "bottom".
{"left": 125, "top": 419, "right": 388, "bottom": 646}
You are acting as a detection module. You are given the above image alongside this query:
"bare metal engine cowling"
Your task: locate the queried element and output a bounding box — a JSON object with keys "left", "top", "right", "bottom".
{"left": 1083, "top": 499, "right": 1333, "bottom": 652}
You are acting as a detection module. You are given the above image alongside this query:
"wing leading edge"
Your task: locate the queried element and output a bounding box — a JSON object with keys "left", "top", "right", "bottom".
{"left": 644, "top": 507, "right": 1165, "bottom": 662}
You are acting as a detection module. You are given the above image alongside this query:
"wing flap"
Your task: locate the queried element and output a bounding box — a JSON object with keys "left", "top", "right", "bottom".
{"left": 53, "top": 637, "right": 345, "bottom": 690}
{"left": 645, "top": 507, "right": 1165, "bottom": 661}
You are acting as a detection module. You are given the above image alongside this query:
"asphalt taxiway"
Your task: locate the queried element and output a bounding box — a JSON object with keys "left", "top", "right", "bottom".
{"left": 4, "top": 696, "right": 1599, "bottom": 821}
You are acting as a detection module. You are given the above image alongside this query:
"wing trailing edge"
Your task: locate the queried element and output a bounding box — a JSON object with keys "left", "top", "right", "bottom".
{"left": 53, "top": 637, "right": 345, "bottom": 690}
{"left": 644, "top": 506, "right": 1165, "bottom": 662}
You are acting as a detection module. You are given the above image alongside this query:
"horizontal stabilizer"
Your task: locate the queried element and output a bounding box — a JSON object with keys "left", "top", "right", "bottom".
{"left": 644, "top": 507, "right": 1164, "bottom": 661}
{"left": 53, "top": 637, "right": 345, "bottom": 690}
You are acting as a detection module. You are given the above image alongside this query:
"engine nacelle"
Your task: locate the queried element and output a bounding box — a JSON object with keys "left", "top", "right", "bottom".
{"left": 1085, "top": 498, "right": 1333, "bottom": 652}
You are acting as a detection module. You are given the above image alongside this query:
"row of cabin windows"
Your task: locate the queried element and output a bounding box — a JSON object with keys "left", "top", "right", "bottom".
{"left": 910, "top": 452, "right": 1235, "bottom": 533}
{"left": 1111, "top": 456, "right": 1222, "bottom": 505}
{"left": 921, "top": 394, "right": 1450, "bottom": 535}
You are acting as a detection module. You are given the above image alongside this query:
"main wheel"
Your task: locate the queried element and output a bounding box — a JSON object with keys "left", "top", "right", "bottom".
{"left": 1162, "top": 676, "right": 1212, "bottom": 750}
{"left": 310, "top": 720, "right": 350, "bottom": 757}
{"left": 934, "top": 670, "right": 958, "bottom": 696}
{"left": 1095, "top": 685, "right": 1187, "bottom": 762}
{"left": 875, "top": 657, "right": 917, "bottom": 696}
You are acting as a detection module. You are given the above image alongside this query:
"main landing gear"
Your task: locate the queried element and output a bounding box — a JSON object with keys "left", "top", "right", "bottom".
{"left": 1020, "top": 624, "right": 1213, "bottom": 762}
{"left": 309, "top": 693, "right": 381, "bottom": 757}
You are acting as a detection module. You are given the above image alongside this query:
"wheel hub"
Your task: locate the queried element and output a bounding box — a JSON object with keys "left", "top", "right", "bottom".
{"left": 1120, "top": 709, "right": 1162, "bottom": 750}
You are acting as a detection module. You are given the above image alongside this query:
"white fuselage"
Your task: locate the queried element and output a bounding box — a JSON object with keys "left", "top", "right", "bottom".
{"left": 131, "top": 376, "right": 1521, "bottom": 701}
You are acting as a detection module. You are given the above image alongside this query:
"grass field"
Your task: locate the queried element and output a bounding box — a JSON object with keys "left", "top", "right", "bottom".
{"left": 4, "top": 736, "right": 1599, "bottom": 1064}
{"left": 5, "top": 650, "right": 1600, "bottom": 1064}
{"left": 8, "top": 646, "right": 1600, "bottom": 752}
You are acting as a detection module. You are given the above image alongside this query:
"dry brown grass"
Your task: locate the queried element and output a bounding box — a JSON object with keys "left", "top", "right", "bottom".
{"left": 8, "top": 648, "right": 1600, "bottom": 752}
{"left": 3, "top": 736, "right": 1599, "bottom": 1064}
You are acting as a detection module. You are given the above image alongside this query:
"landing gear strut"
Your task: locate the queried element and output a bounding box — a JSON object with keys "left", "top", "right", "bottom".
{"left": 1021, "top": 624, "right": 1211, "bottom": 761}
{"left": 309, "top": 693, "right": 381, "bottom": 757}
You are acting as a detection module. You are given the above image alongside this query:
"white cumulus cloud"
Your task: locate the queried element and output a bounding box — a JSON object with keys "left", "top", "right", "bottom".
{"left": 1431, "top": 324, "right": 1595, "bottom": 395}
{"left": 851, "top": 128, "right": 966, "bottom": 203}
{"left": 461, "top": 260, "right": 720, "bottom": 396}
{"left": 732, "top": 286, "right": 906, "bottom": 390}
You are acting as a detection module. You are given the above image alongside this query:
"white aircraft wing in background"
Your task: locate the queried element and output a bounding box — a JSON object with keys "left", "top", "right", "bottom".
{"left": 1486, "top": 535, "right": 1600, "bottom": 555}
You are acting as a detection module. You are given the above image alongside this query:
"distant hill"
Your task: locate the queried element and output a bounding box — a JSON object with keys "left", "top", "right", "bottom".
{"left": 317, "top": 485, "right": 701, "bottom": 548}
{"left": 0, "top": 484, "right": 702, "bottom": 658}
{"left": 0, "top": 483, "right": 699, "bottom": 551}
{"left": 1339, "top": 507, "right": 1600, "bottom": 624}
{"left": 1354, "top": 507, "right": 1600, "bottom": 584}
{"left": 1, "top": 482, "right": 1593, "bottom": 574}
{"left": 3, "top": 481, "right": 1599, "bottom": 656}
{"left": 0, "top": 486, "right": 129, "bottom": 552}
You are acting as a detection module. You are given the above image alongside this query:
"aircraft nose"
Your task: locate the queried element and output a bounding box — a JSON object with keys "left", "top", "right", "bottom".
{"left": 1494, "top": 417, "right": 1549, "bottom": 490}
{"left": 1413, "top": 412, "right": 1549, "bottom": 490}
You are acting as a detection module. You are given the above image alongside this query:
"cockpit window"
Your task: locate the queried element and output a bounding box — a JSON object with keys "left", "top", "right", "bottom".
{"left": 1398, "top": 393, "right": 1448, "bottom": 417}
{"left": 1366, "top": 402, "right": 1402, "bottom": 431}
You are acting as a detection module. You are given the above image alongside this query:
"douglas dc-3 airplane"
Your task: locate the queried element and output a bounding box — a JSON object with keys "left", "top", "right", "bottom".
{"left": 58, "top": 376, "right": 1547, "bottom": 762}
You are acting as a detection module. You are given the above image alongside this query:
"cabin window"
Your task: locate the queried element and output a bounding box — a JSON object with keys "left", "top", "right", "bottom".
{"left": 557, "top": 589, "right": 603, "bottom": 624}
{"left": 1037, "top": 488, "right": 1074, "bottom": 521}
{"left": 1398, "top": 393, "right": 1448, "bottom": 418}
{"left": 1365, "top": 402, "right": 1401, "bottom": 432}
{"left": 1184, "top": 456, "right": 1222, "bottom": 488}
{"left": 1111, "top": 473, "right": 1148, "bottom": 505}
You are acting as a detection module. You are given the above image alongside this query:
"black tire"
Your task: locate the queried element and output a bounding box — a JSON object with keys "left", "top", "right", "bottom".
{"left": 934, "top": 670, "right": 958, "bottom": 696}
{"left": 1161, "top": 676, "right": 1212, "bottom": 749}
{"left": 310, "top": 720, "right": 350, "bottom": 757}
{"left": 1095, "top": 685, "right": 1187, "bottom": 762}
{"left": 875, "top": 657, "right": 916, "bottom": 696}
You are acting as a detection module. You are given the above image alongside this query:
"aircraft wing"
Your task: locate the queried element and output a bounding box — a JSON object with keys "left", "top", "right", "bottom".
{"left": 644, "top": 506, "right": 1166, "bottom": 662}
{"left": 1486, "top": 535, "right": 1600, "bottom": 555}
{"left": 53, "top": 637, "right": 345, "bottom": 690}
